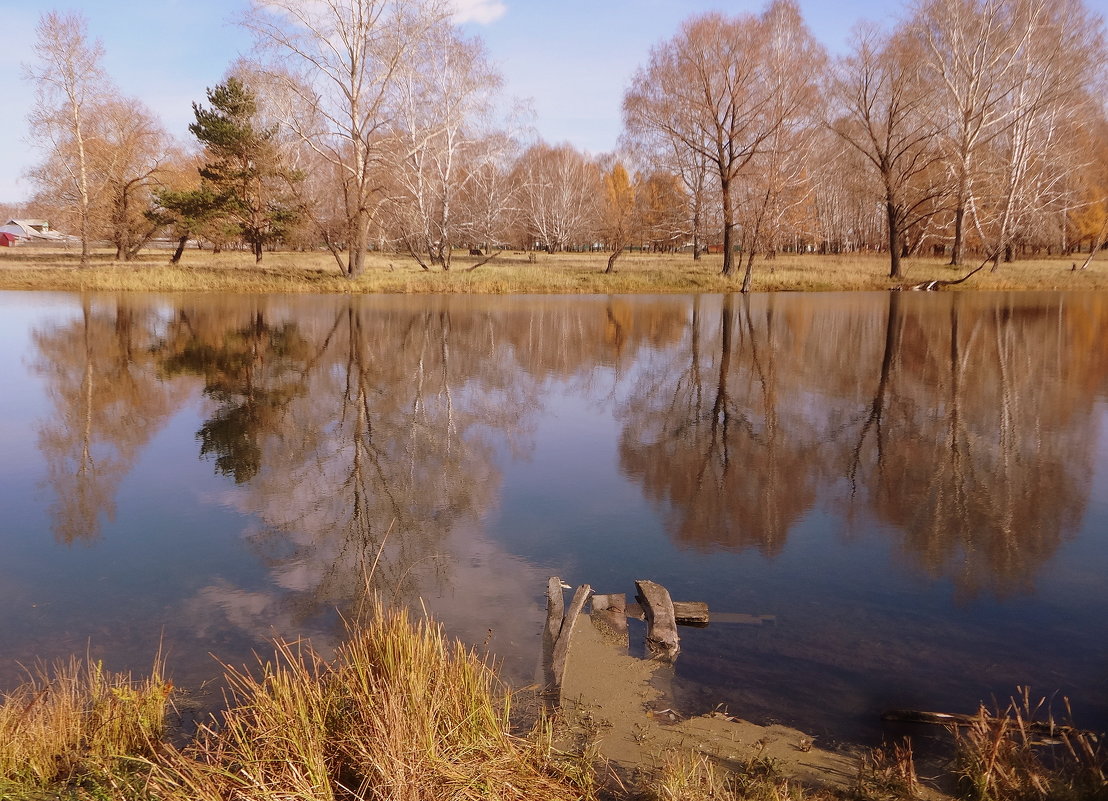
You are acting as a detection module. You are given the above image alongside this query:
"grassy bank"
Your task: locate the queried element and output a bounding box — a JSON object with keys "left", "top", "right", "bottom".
{"left": 2, "top": 611, "right": 1106, "bottom": 801}
{"left": 1, "top": 246, "right": 1106, "bottom": 294}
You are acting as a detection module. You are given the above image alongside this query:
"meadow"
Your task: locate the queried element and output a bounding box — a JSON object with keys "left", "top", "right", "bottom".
{"left": 1, "top": 245, "right": 1105, "bottom": 294}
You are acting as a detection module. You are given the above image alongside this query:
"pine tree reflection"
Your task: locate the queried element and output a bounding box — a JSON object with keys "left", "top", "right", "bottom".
{"left": 159, "top": 306, "right": 314, "bottom": 483}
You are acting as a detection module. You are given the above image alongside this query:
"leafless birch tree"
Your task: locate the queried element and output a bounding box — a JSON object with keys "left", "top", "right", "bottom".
{"left": 243, "top": 0, "right": 454, "bottom": 277}
{"left": 24, "top": 12, "right": 108, "bottom": 267}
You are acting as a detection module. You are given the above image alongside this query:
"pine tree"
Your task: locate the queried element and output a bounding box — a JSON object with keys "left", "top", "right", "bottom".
{"left": 189, "top": 77, "right": 298, "bottom": 262}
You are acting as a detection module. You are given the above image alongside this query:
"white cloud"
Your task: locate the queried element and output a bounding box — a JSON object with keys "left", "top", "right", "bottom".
{"left": 451, "top": 0, "right": 507, "bottom": 25}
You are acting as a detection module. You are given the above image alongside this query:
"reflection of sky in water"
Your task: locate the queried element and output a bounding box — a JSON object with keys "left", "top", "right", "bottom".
{"left": 1, "top": 291, "right": 1107, "bottom": 747}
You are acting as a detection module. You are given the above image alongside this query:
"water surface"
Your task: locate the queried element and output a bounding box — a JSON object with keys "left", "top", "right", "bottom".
{"left": 2, "top": 290, "right": 1107, "bottom": 745}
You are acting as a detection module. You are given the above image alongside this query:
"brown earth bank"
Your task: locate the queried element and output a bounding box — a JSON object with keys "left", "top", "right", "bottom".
{"left": 2, "top": 246, "right": 1107, "bottom": 294}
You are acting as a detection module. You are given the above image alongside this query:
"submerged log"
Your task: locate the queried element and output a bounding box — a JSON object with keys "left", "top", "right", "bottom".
{"left": 635, "top": 580, "right": 680, "bottom": 660}
{"left": 623, "top": 601, "right": 710, "bottom": 626}
{"left": 882, "top": 709, "right": 1094, "bottom": 739}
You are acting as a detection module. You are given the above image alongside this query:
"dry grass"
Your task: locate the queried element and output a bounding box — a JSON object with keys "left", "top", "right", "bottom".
{"left": 148, "top": 608, "right": 592, "bottom": 801}
{"left": 0, "top": 655, "right": 171, "bottom": 798}
{"left": 5, "top": 623, "right": 1108, "bottom": 801}
{"left": 647, "top": 751, "right": 810, "bottom": 801}
{"left": 951, "top": 689, "right": 1108, "bottom": 801}
{"left": 2, "top": 245, "right": 1106, "bottom": 294}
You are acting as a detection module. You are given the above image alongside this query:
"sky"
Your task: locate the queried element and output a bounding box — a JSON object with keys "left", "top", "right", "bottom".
{"left": 0, "top": 0, "right": 911, "bottom": 205}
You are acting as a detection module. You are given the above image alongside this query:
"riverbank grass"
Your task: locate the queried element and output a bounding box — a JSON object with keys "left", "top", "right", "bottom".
{"left": 151, "top": 609, "right": 587, "bottom": 801}
{"left": 0, "top": 655, "right": 171, "bottom": 797}
{"left": 4, "top": 613, "right": 1108, "bottom": 801}
{"left": 2, "top": 247, "right": 1106, "bottom": 293}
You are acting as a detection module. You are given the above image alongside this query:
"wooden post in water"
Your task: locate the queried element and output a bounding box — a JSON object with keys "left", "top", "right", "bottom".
{"left": 543, "top": 578, "right": 592, "bottom": 702}
{"left": 635, "top": 579, "right": 681, "bottom": 661}
{"left": 542, "top": 577, "right": 566, "bottom": 693}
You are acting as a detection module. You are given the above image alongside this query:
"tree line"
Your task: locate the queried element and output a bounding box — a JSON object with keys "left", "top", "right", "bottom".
{"left": 18, "top": 0, "right": 1108, "bottom": 286}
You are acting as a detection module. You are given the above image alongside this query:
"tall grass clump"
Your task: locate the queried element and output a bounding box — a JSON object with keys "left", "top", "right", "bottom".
{"left": 952, "top": 688, "right": 1108, "bottom": 801}
{"left": 648, "top": 750, "right": 809, "bottom": 801}
{"left": 151, "top": 608, "right": 592, "bottom": 801}
{"left": 0, "top": 655, "right": 171, "bottom": 797}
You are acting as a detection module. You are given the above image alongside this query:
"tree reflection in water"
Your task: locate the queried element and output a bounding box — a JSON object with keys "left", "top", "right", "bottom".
{"left": 618, "top": 292, "right": 1108, "bottom": 599}
{"left": 24, "top": 291, "right": 1108, "bottom": 710}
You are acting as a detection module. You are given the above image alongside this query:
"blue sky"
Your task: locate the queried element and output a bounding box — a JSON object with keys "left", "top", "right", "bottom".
{"left": 1, "top": 0, "right": 907, "bottom": 204}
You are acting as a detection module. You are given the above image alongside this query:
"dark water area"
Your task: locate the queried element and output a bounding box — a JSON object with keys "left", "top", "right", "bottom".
{"left": 2, "top": 289, "right": 1107, "bottom": 748}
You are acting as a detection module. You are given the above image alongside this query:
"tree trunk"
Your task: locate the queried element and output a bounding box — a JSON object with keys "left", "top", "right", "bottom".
{"left": 741, "top": 246, "right": 755, "bottom": 293}
{"left": 605, "top": 247, "right": 624, "bottom": 274}
{"left": 692, "top": 205, "right": 702, "bottom": 261}
{"left": 886, "top": 200, "right": 903, "bottom": 279}
{"left": 170, "top": 235, "right": 188, "bottom": 264}
{"left": 949, "top": 202, "right": 965, "bottom": 266}
{"left": 346, "top": 211, "right": 370, "bottom": 278}
{"left": 720, "top": 178, "right": 736, "bottom": 277}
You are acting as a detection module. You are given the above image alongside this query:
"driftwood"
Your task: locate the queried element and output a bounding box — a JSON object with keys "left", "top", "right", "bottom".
{"left": 899, "top": 252, "right": 997, "bottom": 290}
{"left": 635, "top": 580, "right": 680, "bottom": 660}
{"left": 882, "top": 709, "right": 1096, "bottom": 739}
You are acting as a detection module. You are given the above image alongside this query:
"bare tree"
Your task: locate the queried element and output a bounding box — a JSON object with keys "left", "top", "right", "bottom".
{"left": 389, "top": 24, "right": 503, "bottom": 271}
{"left": 830, "top": 26, "right": 947, "bottom": 279}
{"left": 910, "top": 0, "right": 1030, "bottom": 265}
{"left": 973, "top": 0, "right": 1105, "bottom": 270}
{"left": 24, "top": 12, "right": 108, "bottom": 267}
{"left": 511, "top": 142, "right": 600, "bottom": 253}
{"left": 92, "top": 99, "right": 174, "bottom": 260}
{"left": 243, "top": 0, "right": 453, "bottom": 277}
{"left": 598, "top": 160, "right": 638, "bottom": 273}
{"left": 623, "top": 3, "right": 821, "bottom": 286}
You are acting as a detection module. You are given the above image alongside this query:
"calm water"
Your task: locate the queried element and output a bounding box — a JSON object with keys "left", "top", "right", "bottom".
{"left": 2, "top": 289, "right": 1108, "bottom": 746}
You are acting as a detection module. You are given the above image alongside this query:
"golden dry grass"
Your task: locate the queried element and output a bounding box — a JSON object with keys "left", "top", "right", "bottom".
{"left": 148, "top": 609, "right": 592, "bottom": 801}
{"left": 0, "top": 655, "right": 171, "bottom": 797}
{"left": 2, "top": 245, "right": 1105, "bottom": 294}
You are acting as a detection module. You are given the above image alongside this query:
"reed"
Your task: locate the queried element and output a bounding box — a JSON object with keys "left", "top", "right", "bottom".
{"left": 648, "top": 750, "right": 808, "bottom": 801}
{"left": 951, "top": 688, "right": 1108, "bottom": 801}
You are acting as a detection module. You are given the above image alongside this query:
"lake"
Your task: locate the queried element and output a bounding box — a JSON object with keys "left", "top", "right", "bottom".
{"left": 2, "top": 289, "right": 1107, "bottom": 747}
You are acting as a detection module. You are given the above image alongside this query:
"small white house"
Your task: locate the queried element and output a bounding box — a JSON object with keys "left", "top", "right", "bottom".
{"left": 0, "top": 219, "right": 72, "bottom": 241}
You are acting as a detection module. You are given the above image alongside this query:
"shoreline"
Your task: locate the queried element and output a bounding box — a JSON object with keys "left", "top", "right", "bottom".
{"left": 2, "top": 248, "right": 1106, "bottom": 294}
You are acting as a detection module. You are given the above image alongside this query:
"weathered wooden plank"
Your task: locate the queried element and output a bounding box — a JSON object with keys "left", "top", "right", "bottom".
{"left": 672, "top": 601, "right": 709, "bottom": 626}
{"left": 635, "top": 580, "right": 680, "bottom": 660}
{"left": 544, "top": 576, "right": 565, "bottom": 645}
{"left": 550, "top": 584, "right": 592, "bottom": 692}
{"left": 542, "top": 577, "right": 565, "bottom": 695}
